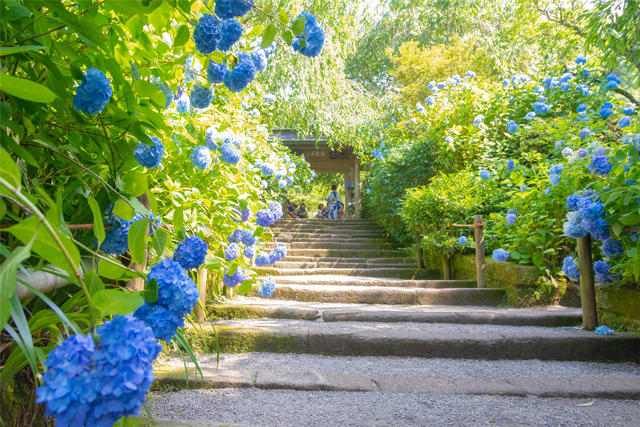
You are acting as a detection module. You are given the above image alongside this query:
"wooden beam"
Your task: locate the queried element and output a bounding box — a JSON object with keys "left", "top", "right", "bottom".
{"left": 354, "top": 156, "right": 361, "bottom": 219}
{"left": 344, "top": 172, "right": 352, "bottom": 219}
{"left": 577, "top": 235, "right": 598, "bottom": 331}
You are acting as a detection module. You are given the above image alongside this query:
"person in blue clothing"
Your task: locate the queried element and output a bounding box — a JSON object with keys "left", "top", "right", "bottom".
{"left": 326, "top": 185, "right": 343, "bottom": 220}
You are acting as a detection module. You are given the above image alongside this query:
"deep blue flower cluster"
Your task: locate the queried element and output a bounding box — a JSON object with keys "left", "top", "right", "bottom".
{"left": 425, "top": 96, "right": 434, "bottom": 105}
{"left": 134, "top": 136, "right": 165, "bottom": 168}
{"left": 606, "top": 73, "right": 621, "bottom": 89}
{"left": 619, "top": 116, "right": 632, "bottom": 128}
{"left": 575, "top": 55, "right": 587, "bottom": 64}
{"left": 492, "top": 249, "right": 509, "bottom": 262}
{"left": 600, "top": 108, "right": 613, "bottom": 119}
{"left": 564, "top": 191, "right": 609, "bottom": 240}
{"left": 577, "top": 104, "right": 587, "bottom": 113}
{"left": 507, "top": 120, "right": 519, "bottom": 133}
{"left": 96, "top": 212, "right": 146, "bottom": 256}
{"left": 191, "top": 146, "right": 212, "bottom": 170}
{"left": 261, "top": 163, "right": 276, "bottom": 176}
{"left": 533, "top": 102, "right": 549, "bottom": 115}
{"left": 255, "top": 251, "right": 272, "bottom": 267}
{"left": 220, "top": 141, "right": 241, "bottom": 164}
{"left": 225, "top": 243, "right": 241, "bottom": 261}
{"left": 256, "top": 209, "right": 276, "bottom": 227}
{"left": 73, "top": 68, "right": 113, "bottom": 115}
{"left": 36, "top": 315, "right": 162, "bottom": 427}
{"left": 219, "top": 19, "right": 243, "bottom": 51}
{"left": 622, "top": 106, "right": 636, "bottom": 115}
{"left": 480, "top": 170, "right": 490, "bottom": 180}
{"left": 241, "top": 230, "right": 256, "bottom": 246}
{"left": 588, "top": 154, "right": 612, "bottom": 175}
{"left": 215, "top": 0, "right": 254, "bottom": 19}
{"left": 207, "top": 60, "right": 228, "bottom": 84}
{"left": 190, "top": 83, "right": 214, "bottom": 109}
{"left": 257, "top": 276, "right": 276, "bottom": 297}
{"left": 224, "top": 52, "right": 256, "bottom": 92}
{"left": 228, "top": 228, "right": 244, "bottom": 244}
{"left": 506, "top": 214, "right": 516, "bottom": 225}
{"left": 222, "top": 266, "right": 245, "bottom": 287}
{"left": 602, "top": 237, "right": 623, "bottom": 259}
{"left": 173, "top": 236, "right": 208, "bottom": 270}
{"left": 291, "top": 11, "right": 325, "bottom": 58}
{"left": 193, "top": 14, "right": 222, "bottom": 54}
{"left": 252, "top": 49, "right": 268, "bottom": 72}
{"left": 135, "top": 259, "right": 199, "bottom": 341}
{"left": 594, "top": 260, "right": 620, "bottom": 283}
{"left": 458, "top": 236, "right": 467, "bottom": 245}
{"left": 507, "top": 160, "right": 515, "bottom": 172}
{"left": 562, "top": 256, "right": 580, "bottom": 280}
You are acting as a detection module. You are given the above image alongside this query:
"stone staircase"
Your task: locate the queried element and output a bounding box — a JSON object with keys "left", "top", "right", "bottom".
{"left": 148, "top": 219, "right": 640, "bottom": 427}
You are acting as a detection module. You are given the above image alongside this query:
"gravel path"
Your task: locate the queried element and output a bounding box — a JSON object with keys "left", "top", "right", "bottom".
{"left": 157, "top": 353, "right": 640, "bottom": 379}
{"left": 148, "top": 389, "right": 640, "bottom": 427}
{"left": 211, "top": 318, "right": 590, "bottom": 336}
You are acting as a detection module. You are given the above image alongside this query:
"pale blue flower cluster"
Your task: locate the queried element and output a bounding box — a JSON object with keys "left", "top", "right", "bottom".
{"left": 225, "top": 243, "right": 241, "bottom": 261}
{"left": 256, "top": 209, "right": 276, "bottom": 227}
{"left": 220, "top": 141, "right": 241, "bottom": 164}
{"left": 73, "top": 68, "right": 113, "bottom": 114}
{"left": 506, "top": 214, "right": 516, "bottom": 225}
{"left": 222, "top": 266, "right": 245, "bottom": 287}
{"left": 548, "top": 163, "right": 563, "bottom": 186}
{"left": 224, "top": 52, "right": 256, "bottom": 92}
{"left": 579, "top": 128, "right": 591, "bottom": 140}
{"left": 619, "top": 116, "right": 632, "bottom": 128}
{"left": 173, "top": 235, "right": 208, "bottom": 270}
{"left": 561, "top": 147, "right": 573, "bottom": 157}
{"left": 594, "top": 260, "right": 620, "bottom": 283}
{"left": 507, "top": 120, "right": 519, "bottom": 133}
{"left": 193, "top": 14, "right": 222, "bottom": 54}
{"left": 417, "top": 103, "right": 425, "bottom": 113}
{"left": 176, "top": 93, "right": 190, "bottom": 113}
{"left": 562, "top": 256, "right": 580, "bottom": 280}
{"left": 292, "top": 12, "right": 325, "bottom": 58}
{"left": 215, "top": 0, "right": 254, "bottom": 19}
{"left": 190, "top": 83, "right": 214, "bottom": 109}
{"left": 251, "top": 49, "right": 267, "bottom": 71}
{"left": 36, "top": 315, "right": 162, "bottom": 427}
{"left": 134, "top": 258, "right": 199, "bottom": 341}
{"left": 191, "top": 146, "right": 212, "bottom": 170}
{"left": 155, "top": 82, "right": 174, "bottom": 109}
{"left": 480, "top": 170, "right": 490, "bottom": 180}
{"left": 525, "top": 112, "right": 536, "bottom": 121}
{"left": 219, "top": 19, "right": 243, "bottom": 51}
{"left": 533, "top": 102, "right": 549, "bottom": 115}
{"left": 458, "top": 236, "right": 467, "bottom": 245}
{"left": 425, "top": 96, "right": 435, "bottom": 105}
{"left": 492, "top": 248, "right": 509, "bottom": 262}
{"left": 243, "top": 245, "right": 256, "bottom": 259}
{"left": 257, "top": 276, "right": 276, "bottom": 297}
{"left": 507, "top": 160, "right": 515, "bottom": 172}
{"left": 135, "top": 137, "right": 165, "bottom": 168}
{"left": 564, "top": 191, "right": 609, "bottom": 240}
{"left": 473, "top": 114, "right": 485, "bottom": 127}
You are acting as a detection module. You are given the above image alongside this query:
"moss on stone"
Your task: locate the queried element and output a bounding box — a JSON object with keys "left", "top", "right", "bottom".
{"left": 176, "top": 326, "right": 301, "bottom": 355}
{"left": 0, "top": 372, "right": 49, "bottom": 427}
{"left": 597, "top": 309, "right": 640, "bottom": 332}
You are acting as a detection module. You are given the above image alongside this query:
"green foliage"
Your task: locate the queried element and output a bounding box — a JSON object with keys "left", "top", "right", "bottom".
{"left": 400, "top": 170, "right": 505, "bottom": 256}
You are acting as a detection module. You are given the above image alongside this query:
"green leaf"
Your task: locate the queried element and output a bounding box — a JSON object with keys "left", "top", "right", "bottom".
{"left": 122, "top": 171, "right": 148, "bottom": 197}
{"left": 612, "top": 221, "right": 624, "bottom": 237}
{"left": 277, "top": 8, "right": 288, "bottom": 24}
{"left": 112, "top": 199, "right": 134, "bottom": 221}
{"left": 173, "top": 206, "right": 184, "bottom": 232}
{"left": 0, "top": 148, "right": 22, "bottom": 193}
{"left": 238, "top": 199, "right": 248, "bottom": 211}
{"left": 619, "top": 213, "right": 640, "bottom": 226}
{"left": 8, "top": 216, "right": 80, "bottom": 277}
{"left": 133, "top": 79, "right": 165, "bottom": 105}
{"left": 87, "top": 196, "right": 105, "bottom": 247}
{"left": 509, "top": 250, "right": 520, "bottom": 260}
{"left": 91, "top": 289, "right": 144, "bottom": 319}
{"left": 0, "top": 239, "right": 34, "bottom": 329}
{"left": 2, "top": 0, "right": 32, "bottom": 20}
{"left": 146, "top": 190, "right": 158, "bottom": 216}
{"left": 151, "top": 228, "right": 169, "bottom": 256}
{"left": 292, "top": 16, "right": 307, "bottom": 37}
{"left": 85, "top": 271, "right": 105, "bottom": 296}
{"left": 259, "top": 4, "right": 272, "bottom": 22}
{"left": 261, "top": 24, "right": 277, "bottom": 49}
{"left": 0, "top": 45, "right": 47, "bottom": 56}
{"left": 532, "top": 251, "right": 543, "bottom": 268}
{"left": 246, "top": 25, "right": 264, "bottom": 38}
{"left": 173, "top": 24, "right": 190, "bottom": 47}
{"left": 98, "top": 258, "right": 136, "bottom": 280}
{"left": 0, "top": 198, "right": 6, "bottom": 220}
{"left": 281, "top": 30, "right": 293, "bottom": 45}
{"left": 226, "top": 261, "right": 238, "bottom": 276}
{"left": 33, "top": 0, "right": 107, "bottom": 46}
{"left": 70, "top": 63, "right": 85, "bottom": 81}
{"left": 128, "top": 219, "right": 149, "bottom": 264}
{"left": 237, "top": 280, "right": 252, "bottom": 294}
{"left": 143, "top": 278, "right": 158, "bottom": 303}
{"left": 210, "top": 51, "right": 226, "bottom": 63}
{"left": 0, "top": 73, "right": 57, "bottom": 103}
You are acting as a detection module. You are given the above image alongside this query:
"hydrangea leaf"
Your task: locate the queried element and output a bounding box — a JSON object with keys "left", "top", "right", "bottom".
{"left": 0, "top": 45, "right": 47, "bottom": 56}
{"left": 133, "top": 79, "right": 166, "bottom": 106}
{"left": 87, "top": 197, "right": 105, "bottom": 247}
{"left": 0, "top": 73, "right": 57, "bottom": 103}
{"left": 226, "top": 261, "right": 238, "bottom": 276}
{"left": 173, "top": 24, "right": 190, "bottom": 47}
{"left": 143, "top": 278, "right": 158, "bottom": 304}
{"left": 281, "top": 30, "right": 293, "bottom": 45}
{"left": 261, "top": 24, "right": 277, "bottom": 49}
{"left": 91, "top": 289, "right": 144, "bottom": 320}
{"left": 128, "top": 219, "right": 150, "bottom": 264}
{"left": 173, "top": 206, "right": 184, "bottom": 232}
{"left": 246, "top": 24, "right": 264, "bottom": 38}
{"left": 97, "top": 258, "right": 144, "bottom": 281}
{"left": 34, "top": 0, "right": 107, "bottom": 46}
{"left": 532, "top": 251, "right": 543, "bottom": 268}
{"left": 0, "top": 148, "right": 22, "bottom": 194}
{"left": 152, "top": 228, "right": 169, "bottom": 256}
{"left": 236, "top": 280, "right": 252, "bottom": 294}
{"left": 112, "top": 199, "right": 135, "bottom": 221}
{"left": 292, "top": 16, "right": 307, "bottom": 37}
{"left": 0, "top": 240, "right": 34, "bottom": 329}
{"left": 85, "top": 271, "right": 105, "bottom": 296}
{"left": 122, "top": 171, "right": 148, "bottom": 197}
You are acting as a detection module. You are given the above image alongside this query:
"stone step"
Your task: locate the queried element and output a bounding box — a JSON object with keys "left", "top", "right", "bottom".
{"left": 272, "top": 261, "right": 415, "bottom": 269}
{"left": 206, "top": 302, "right": 582, "bottom": 326}
{"left": 272, "top": 237, "right": 394, "bottom": 244}
{"left": 254, "top": 267, "right": 439, "bottom": 280}
{"left": 281, "top": 249, "right": 409, "bottom": 258}
{"left": 282, "top": 256, "right": 417, "bottom": 265}
{"left": 183, "top": 319, "right": 640, "bottom": 362}
{"left": 154, "top": 365, "right": 640, "bottom": 399}
{"left": 271, "top": 225, "right": 384, "bottom": 232}
{"left": 272, "top": 232, "right": 386, "bottom": 239}
{"left": 245, "top": 284, "right": 503, "bottom": 305}
{"left": 265, "top": 242, "right": 395, "bottom": 250}
{"left": 272, "top": 275, "right": 469, "bottom": 288}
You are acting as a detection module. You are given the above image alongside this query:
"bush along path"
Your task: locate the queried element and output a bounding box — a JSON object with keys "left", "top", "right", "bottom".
{"left": 148, "top": 218, "right": 640, "bottom": 426}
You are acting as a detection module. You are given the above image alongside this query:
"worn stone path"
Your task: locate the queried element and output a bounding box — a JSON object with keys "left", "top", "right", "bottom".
{"left": 155, "top": 219, "right": 640, "bottom": 426}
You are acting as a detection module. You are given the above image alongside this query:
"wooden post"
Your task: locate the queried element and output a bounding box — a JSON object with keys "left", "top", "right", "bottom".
{"left": 126, "top": 194, "right": 150, "bottom": 291}
{"left": 354, "top": 157, "right": 361, "bottom": 220}
{"left": 343, "top": 172, "right": 352, "bottom": 219}
{"left": 195, "top": 268, "right": 207, "bottom": 322}
{"left": 416, "top": 233, "right": 424, "bottom": 269}
{"left": 443, "top": 256, "right": 451, "bottom": 280}
{"left": 577, "top": 234, "right": 598, "bottom": 331}
{"left": 474, "top": 215, "right": 486, "bottom": 288}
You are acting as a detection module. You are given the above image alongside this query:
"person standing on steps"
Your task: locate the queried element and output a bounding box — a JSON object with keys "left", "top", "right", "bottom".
{"left": 326, "top": 185, "right": 343, "bottom": 220}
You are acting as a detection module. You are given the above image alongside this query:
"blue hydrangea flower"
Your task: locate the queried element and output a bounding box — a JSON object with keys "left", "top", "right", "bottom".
{"left": 255, "top": 251, "right": 272, "bottom": 267}
{"left": 533, "top": 85, "right": 544, "bottom": 94}
{"left": 261, "top": 180, "right": 268, "bottom": 189}
{"left": 243, "top": 245, "right": 256, "bottom": 259}
{"left": 602, "top": 238, "right": 623, "bottom": 259}
{"left": 578, "top": 202, "right": 604, "bottom": 221}
{"left": 480, "top": 170, "right": 490, "bottom": 180}
{"left": 601, "top": 101, "right": 613, "bottom": 109}
{"left": 544, "top": 188, "right": 551, "bottom": 195}
{"left": 606, "top": 80, "right": 618, "bottom": 89}
{"left": 607, "top": 73, "right": 621, "bottom": 84}
{"left": 577, "top": 104, "right": 587, "bottom": 113}
{"left": 223, "top": 266, "right": 245, "bottom": 288}
{"left": 224, "top": 52, "right": 256, "bottom": 92}
{"left": 549, "top": 174, "right": 560, "bottom": 186}
{"left": 492, "top": 249, "right": 509, "bottom": 262}
{"left": 576, "top": 148, "right": 588, "bottom": 157}
{"left": 257, "top": 276, "right": 276, "bottom": 297}
{"left": 410, "top": 118, "right": 417, "bottom": 124}
{"left": 73, "top": 68, "right": 112, "bottom": 115}
{"left": 466, "top": 70, "right": 476, "bottom": 78}
{"left": 241, "top": 230, "right": 256, "bottom": 246}
{"left": 193, "top": 14, "right": 222, "bottom": 54}
{"left": 579, "top": 128, "right": 591, "bottom": 140}
{"left": 36, "top": 315, "right": 162, "bottom": 427}
{"left": 507, "top": 160, "right": 515, "bottom": 172}
{"left": 228, "top": 228, "right": 244, "bottom": 244}
{"left": 220, "top": 141, "right": 241, "bottom": 164}
{"left": 190, "top": 83, "right": 214, "bottom": 109}
{"left": 507, "top": 120, "right": 519, "bottom": 133}
{"left": 131, "top": 62, "right": 140, "bottom": 80}
{"left": 241, "top": 208, "right": 252, "bottom": 223}
{"left": 278, "top": 179, "right": 287, "bottom": 188}
{"left": 473, "top": 114, "right": 485, "bottom": 127}
{"left": 561, "top": 147, "right": 573, "bottom": 157}
{"left": 458, "top": 236, "right": 467, "bottom": 245}
{"left": 600, "top": 108, "right": 613, "bottom": 119}
{"left": 594, "top": 260, "right": 619, "bottom": 284}
{"left": 555, "top": 140, "right": 563, "bottom": 150}
{"left": 154, "top": 82, "right": 174, "bottom": 109}
{"left": 437, "top": 82, "right": 447, "bottom": 89}
{"left": 560, "top": 82, "right": 571, "bottom": 91}
{"left": 205, "top": 127, "right": 221, "bottom": 150}
{"left": 251, "top": 49, "right": 268, "bottom": 72}
{"left": 191, "top": 146, "right": 212, "bottom": 170}
{"left": 588, "top": 155, "right": 611, "bottom": 175}
{"left": 256, "top": 209, "right": 275, "bottom": 227}
{"left": 218, "top": 19, "right": 243, "bottom": 51}
{"left": 502, "top": 79, "right": 509, "bottom": 87}
{"left": 563, "top": 220, "right": 588, "bottom": 238}
{"left": 176, "top": 93, "right": 190, "bottom": 113}
{"left": 520, "top": 184, "right": 526, "bottom": 192}
{"left": 269, "top": 242, "right": 287, "bottom": 263}
{"left": 264, "top": 43, "right": 276, "bottom": 58}
{"left": 215, "top": 0, "right": 254, "bottom": 19}
{"left": 581, "top": 218, "right": 609, "bottom": 241}
{"left": 291, "top": 12, "right": 325, "bottom": 58}
{"left": 264, "top": 94, "right": 277, "bottom": 103}
{"left": 575, "top": 55, "right": 587, "bottom": 64}
{"left": 425, "top": 96, "right": 434, "bottom": 105}
{"left": 135, "top": 137, "right": 165, "bottom": 168}
{"left": 261, "top": 164, "right": 275, "bottom": 176}
{"left": 225, "top": 243, "right": 241, "bottom": 261}
{"left": 173, "top": 236, "right": 208, "bottom": 270}
{"left": 549, "top": 164, "right": 563, "bottom": 175}
{"left": 417, "top": 103, "right": 425, "bottom": 113}
{"left": 207, "top": 60, "right": 228, "bottom": 84}
{"left": 445, "top": 136, "right": 453, "bottom": 143}
{"left": 619, "top": 116, "right": 632, "bottom": 128}
{"left": 622, "top": 106, "right": 636, "bottom": 115}
{"left": 525, "top": 112, "right": 536, "bottom": 121}
{"left": 506, "top": 214, "right": 516, "bottom": 225}
{"left": 562, "top": 256, "right": 580, "bottom": 280}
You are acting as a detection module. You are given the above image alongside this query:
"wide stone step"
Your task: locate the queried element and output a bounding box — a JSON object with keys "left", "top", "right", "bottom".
{"left": 265, "top": 242, "right": 394, "bottom": 250}
{"left": 273, "top": 275, "right": 474, "bottom": 288}
{"left": 272, "top": 232, "right": 386, "bottom": 239}
{"left": 272, "top": 261, "right": 415, "bottom": 269}
{"left": 254, "top": 267, "right": 439, "bottom": 280}
{"left": 271, "top": 225, "right": 384, "bottom": 232}
{"left": 272, "top": 237, "right": 394, "bottom": 244}
{"left": 182, "top": 319, "right": 640, "bottom": 362}
{"left": 282, "top": 256, "right": 417, "bottom": 265}
{"left": 245, "top": 284, "right": 503, "bottom": 305}
{"left": 206, "top": 302, "right": 582, "bottom": 326}
{"left": 282, "top": 249, "right": 408, "bottom": 258}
